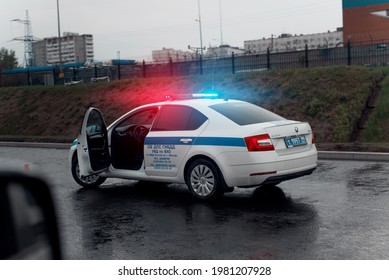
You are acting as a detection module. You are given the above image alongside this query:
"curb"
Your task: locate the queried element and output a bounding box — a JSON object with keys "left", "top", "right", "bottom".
{"left": 1, "top": 142, "right": 389, "bottom": 162}
{"left": 318, "top": 151, "right": 389, "bottom": 162}
{"left": 0, "top": 142, "right": 70, "bottom": 149}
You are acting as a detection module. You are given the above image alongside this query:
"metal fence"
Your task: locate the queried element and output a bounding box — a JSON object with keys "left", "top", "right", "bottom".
{"left": 2, "top": 41, "right": 389, "bottom": 87}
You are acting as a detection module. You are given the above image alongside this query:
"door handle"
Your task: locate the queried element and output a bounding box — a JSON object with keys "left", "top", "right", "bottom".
{"left": 180, "top": 138, "right": 193, "bottom": 144}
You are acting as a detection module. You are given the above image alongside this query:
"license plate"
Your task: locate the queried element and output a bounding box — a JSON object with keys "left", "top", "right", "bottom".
{"left": 284, "top": 135, "right": 307, "bottom": 148}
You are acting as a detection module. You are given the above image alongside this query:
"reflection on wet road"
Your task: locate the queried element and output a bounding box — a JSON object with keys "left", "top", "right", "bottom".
{"left": 1, "top": 147, "right": 389, "bottom": 259}
{"left": 70, "top": 183, "right": 319, "bottom": 259}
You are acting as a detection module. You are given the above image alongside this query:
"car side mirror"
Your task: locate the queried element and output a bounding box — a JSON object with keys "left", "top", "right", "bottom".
{"left": 0, "top": 172, "right": 61, "bottom": 260}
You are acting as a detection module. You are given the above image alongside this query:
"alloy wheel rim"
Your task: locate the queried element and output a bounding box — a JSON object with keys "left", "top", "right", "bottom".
{"left": 190, "top": 165, "right": 215, "bottom": 197}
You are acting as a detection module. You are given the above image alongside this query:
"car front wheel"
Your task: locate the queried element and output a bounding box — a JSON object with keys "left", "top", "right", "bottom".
{"left": 185, "top": 158, "right": 224, "bottom": 200}
{"left": 71, "top": 155, "right": 106, "bottom": 188}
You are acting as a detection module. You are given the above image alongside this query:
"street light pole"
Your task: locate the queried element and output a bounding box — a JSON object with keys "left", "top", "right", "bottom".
{"left": 219, "top": 0, "right": 223, "bottom": 46}
{"left": 197, "top": 0, "right": 203, "bottom": 56}
{"left": 56, "top": 0, "right": 63, "bottom": 75}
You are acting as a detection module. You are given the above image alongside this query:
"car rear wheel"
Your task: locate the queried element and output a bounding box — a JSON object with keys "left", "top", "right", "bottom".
{"left": 71, "top": 155, "right": 106, "bottom": 188}
{"left": 185, "top": 158, "right": 224, "bottom": 200}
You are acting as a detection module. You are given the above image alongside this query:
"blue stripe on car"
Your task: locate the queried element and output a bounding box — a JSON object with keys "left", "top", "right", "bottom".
{"left": 144, "top": 137, "right": 246, "bottom": 147}
{"left": 71, "top": 139, "right": 78, "bottom": 147}
{"left": 194, "top": 137, "right": 245, "bottom": 147}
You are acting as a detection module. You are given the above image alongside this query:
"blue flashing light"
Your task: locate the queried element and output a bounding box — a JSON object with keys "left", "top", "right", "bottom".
{"left": 192, "top": 93, "right": 219, "bottom": 98}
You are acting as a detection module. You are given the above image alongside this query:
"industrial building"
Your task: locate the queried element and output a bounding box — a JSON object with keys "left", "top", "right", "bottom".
{"left": 152, "top": 45, "right": 245, "bottom": 62}
{"left": 244, "top": 30, "right": 343, "bottom": 54}
{"left": 32, "top": 32, "right": 94, "bottom": 66}
{"left": 205, "top": 45, "right": 245, "bottom": 58}
{"left": 152, "top": 48, "right": 195, "bottom": 62}
{"left": 343, "top": 0, "right": 389, "bottom": 44}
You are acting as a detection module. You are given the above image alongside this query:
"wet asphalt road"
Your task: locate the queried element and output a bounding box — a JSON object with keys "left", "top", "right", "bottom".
{"left": 1, "top": 146, "right": 389, "bottom": 260}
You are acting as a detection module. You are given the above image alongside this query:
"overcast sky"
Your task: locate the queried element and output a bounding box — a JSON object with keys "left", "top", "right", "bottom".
{"left": 0, "top": 0, "right": 342, "bottom": 64}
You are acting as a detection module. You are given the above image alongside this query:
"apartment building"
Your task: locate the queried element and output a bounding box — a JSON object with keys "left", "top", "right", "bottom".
{"left": 32, "top": 33, "right": 94, "bottom": 66}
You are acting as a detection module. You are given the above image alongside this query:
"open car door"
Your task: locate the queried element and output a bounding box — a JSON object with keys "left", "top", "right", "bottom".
{"left": 77, "top": 107, "right": 110, "bottom": 177}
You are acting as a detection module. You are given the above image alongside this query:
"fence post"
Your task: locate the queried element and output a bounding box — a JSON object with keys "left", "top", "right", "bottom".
{"left": 347, "top": 40, "right": 351, "bottom": 66}
{"left": 267, "top": 48, "right": 271, "bottom": 69}
{"left": 27, "top": 68, "right": 31, "bottom": 86}
{"left": 52, "top": 68, "right": 56, "bottom": 85}
{"left": 118, "top": 61, "right": 121, "bottom": 80}
{"left": 305, "top": 44, "right": 309, "bottom": 68}
{"left": 199, "top": 54, "right": 203, "bottom": 75}
{"left": 232, "top": 52, "right": 235, "bottom": 74}
{"left": 169, "top": 57, "right": 173, "bottom": 77}
{"left": 142, "top": 60, "right": 146, "bottom": 78}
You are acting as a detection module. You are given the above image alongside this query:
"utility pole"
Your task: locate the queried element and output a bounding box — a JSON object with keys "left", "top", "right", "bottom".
{"left": 11, "top": 10, "right": 39, "bottom": 68}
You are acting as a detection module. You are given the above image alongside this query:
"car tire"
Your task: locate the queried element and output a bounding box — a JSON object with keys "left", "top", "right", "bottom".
{"left": 71, "top": 155, "right": 106, "bottom": 188}
{"left": 185, "top": 158, "right": 224, "bottom": 200}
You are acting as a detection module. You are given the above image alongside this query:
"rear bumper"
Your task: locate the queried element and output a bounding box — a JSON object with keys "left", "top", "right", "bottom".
{"left": 217, "top": 145, "right": 318, "bottom": 187}
{"left": 261, "top": 167, "right": 316, "bottom": 186}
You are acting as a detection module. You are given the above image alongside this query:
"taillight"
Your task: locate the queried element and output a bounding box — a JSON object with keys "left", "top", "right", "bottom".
{"left": 244, "top": 134, "right": 275, "bottom": 152}
{"left": 312, "top": 132, "right": 315, "bottom": 144}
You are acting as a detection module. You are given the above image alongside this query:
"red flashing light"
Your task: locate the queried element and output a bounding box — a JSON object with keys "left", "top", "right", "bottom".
{"left": 165, "top": 95, "right": 174, "bottom": 100}
{"left": 244, "top": 134, "right": 275, "bottom": 152}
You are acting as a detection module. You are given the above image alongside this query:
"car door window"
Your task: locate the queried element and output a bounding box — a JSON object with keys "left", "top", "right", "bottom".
{"left": 116, "top": 107, "right": 159, "bottom": 129}
{"left": 151, "top": 105, "right": 207, "bottom": 131}
{"left": 187, "top": 108, "right": 208, "bottom": 130}
{"left": 86, "top": 109, "right": 106, "bottom": 135}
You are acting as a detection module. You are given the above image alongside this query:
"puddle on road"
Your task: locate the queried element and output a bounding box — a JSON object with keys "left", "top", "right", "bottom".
{"left": 347, "top": 163, "right": 389, "bottom": 196}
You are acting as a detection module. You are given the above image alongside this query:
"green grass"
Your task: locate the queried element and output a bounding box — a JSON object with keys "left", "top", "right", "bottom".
{"left": 362, "top": 71, "right": 389, "bottom": 142}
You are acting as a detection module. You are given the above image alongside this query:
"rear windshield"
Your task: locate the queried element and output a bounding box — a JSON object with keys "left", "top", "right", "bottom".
{"left": 210, "top": 102, "right": 284, "bottom": 126}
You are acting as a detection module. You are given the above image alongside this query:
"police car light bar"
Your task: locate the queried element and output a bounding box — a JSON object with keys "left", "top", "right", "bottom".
{"left": 192, "top": 93, "right": 219, "bottom": 98}
{"left": 165, "top": 93, "right": 221, "bottom": 101}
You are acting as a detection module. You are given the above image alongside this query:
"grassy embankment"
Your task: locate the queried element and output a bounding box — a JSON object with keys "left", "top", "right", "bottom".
{"left": 0, "top": 66, "right": 389, "bottom": 151}
{"left": 361, "top": 69, "right": 389, "bottom": 144}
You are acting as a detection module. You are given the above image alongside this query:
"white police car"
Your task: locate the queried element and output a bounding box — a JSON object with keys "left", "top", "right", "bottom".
{"left": 69, "top": 94, "right": 317, "bottom": 200}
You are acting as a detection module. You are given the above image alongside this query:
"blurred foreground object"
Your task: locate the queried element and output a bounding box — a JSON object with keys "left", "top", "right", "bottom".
{"left": 0, "top": 171, "right": 61, "bottom": 259}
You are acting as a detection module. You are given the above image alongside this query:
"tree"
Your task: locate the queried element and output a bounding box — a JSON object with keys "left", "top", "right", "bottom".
{"left": 0, "top": 48, "right": 18, "bottom": 70}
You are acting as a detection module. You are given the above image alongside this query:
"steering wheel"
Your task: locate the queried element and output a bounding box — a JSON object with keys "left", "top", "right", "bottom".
{"left": 133, "top": 125, "right": 149, "bottom": 143}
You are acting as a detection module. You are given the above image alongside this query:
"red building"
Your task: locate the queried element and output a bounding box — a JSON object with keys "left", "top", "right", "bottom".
{"left": 343, "top": 0, "right": 389, "bottom": 44}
